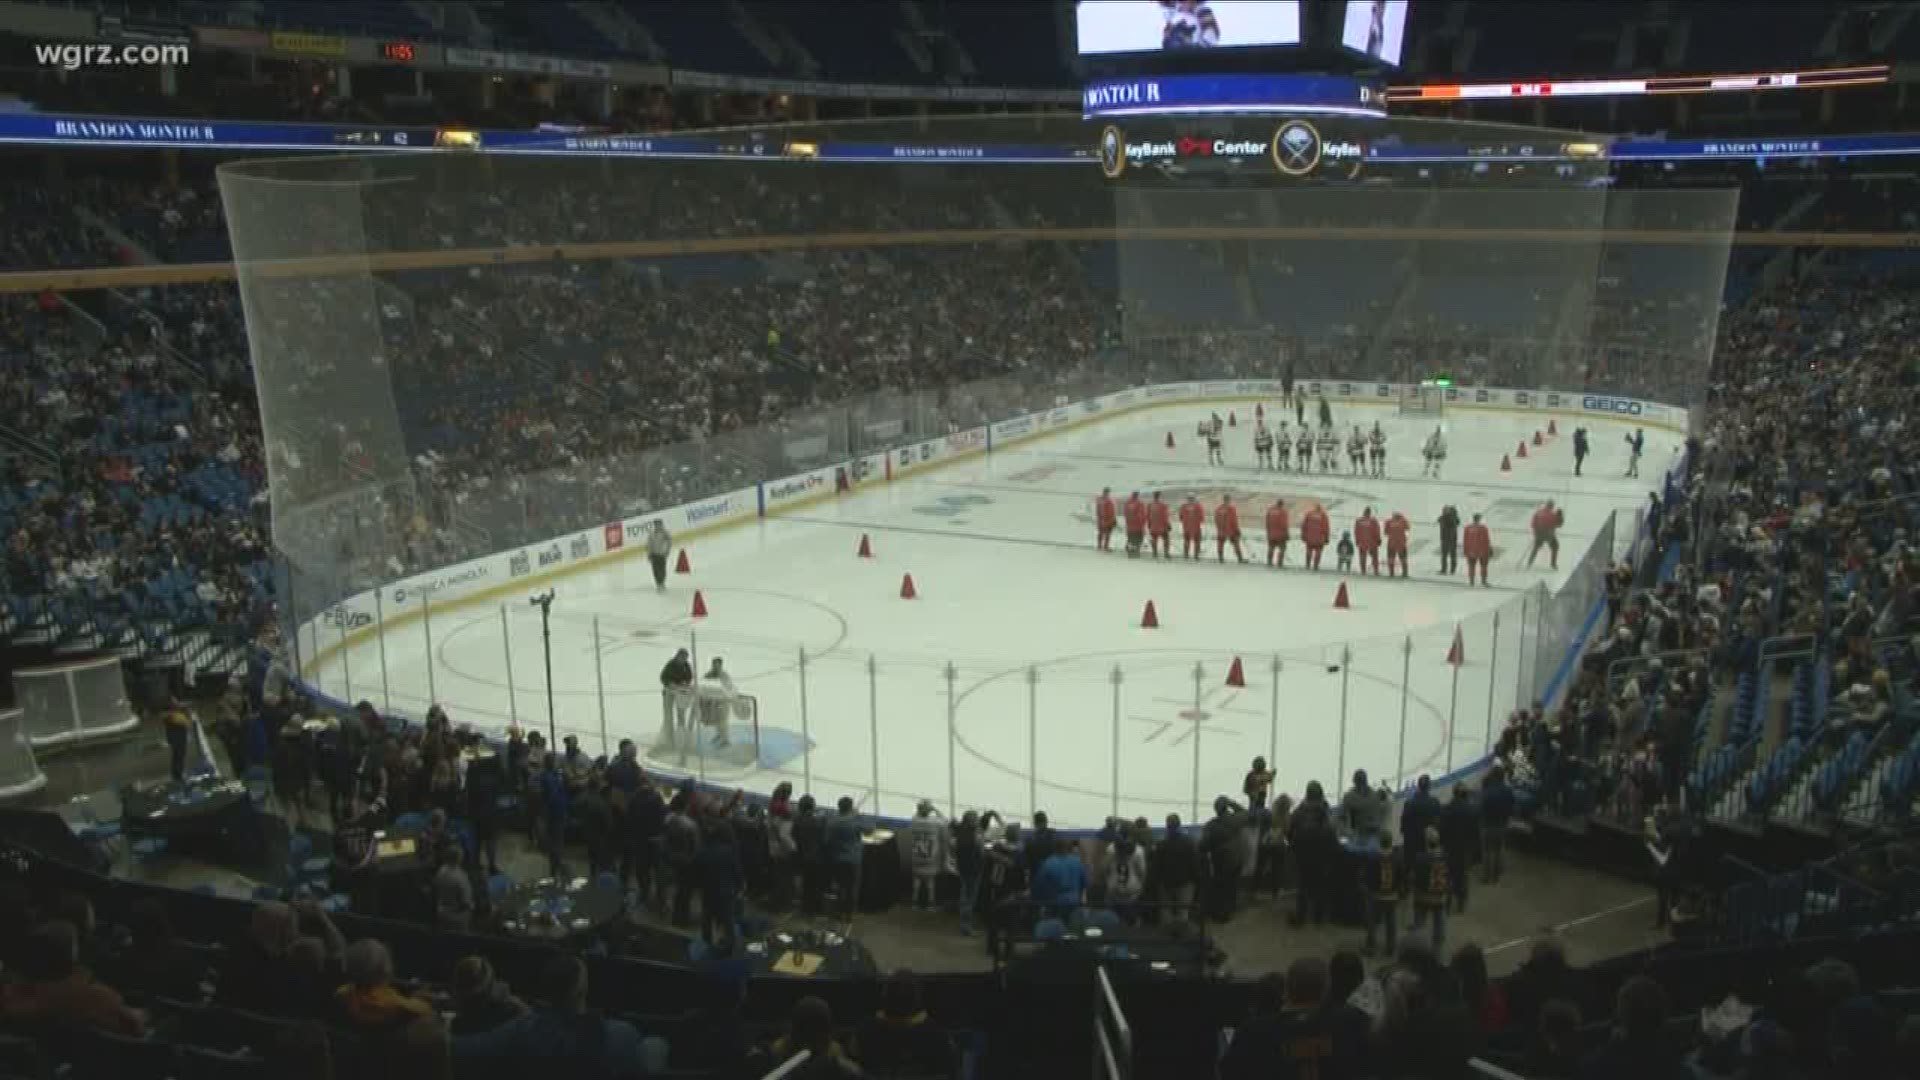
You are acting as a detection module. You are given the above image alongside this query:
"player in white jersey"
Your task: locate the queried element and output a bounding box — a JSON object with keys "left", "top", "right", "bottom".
{"left": 1368, "top": 422, "right": 1388, "bottom": 478}
{"left": 1295, "top": 427, "right": 1313, "bottom": 472}
{"left": 1624, "top": 427, "right": 1644, "bottom": 478}
{"left": 1316, "top": 426, "right": 1339, "bottom": 473}
{"left": 1346, "top": 426, "right": 1366, "bottom": 475}
{"left": 1422, "top": 427, "right": 1447, "bottom": 478}
{"left": 1252, "top": 421, "right": 1273, "bottom": 469}
{"left": 1275, "top": 421, "right": 1292, "bottom": 471}
{"left": 1203, "top": 413, "right": 1224, "bottom": 466}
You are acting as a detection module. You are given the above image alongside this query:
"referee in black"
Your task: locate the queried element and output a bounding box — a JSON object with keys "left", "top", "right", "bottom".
{"left": 1437, "top": 504, "right": 1461, "bottom": 575}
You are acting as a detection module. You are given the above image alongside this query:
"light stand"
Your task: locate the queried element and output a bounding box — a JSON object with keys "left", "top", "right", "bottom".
{"left": 528, "top": 590, "right": 557, "bottom": 747}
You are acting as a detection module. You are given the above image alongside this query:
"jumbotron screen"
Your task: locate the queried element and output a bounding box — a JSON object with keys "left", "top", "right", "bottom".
{"left": 1075, "top": 0, "right": 1303, "bottom": 56}
{"left": 1341, "top": 0, "right": 1409, "bottom": 65}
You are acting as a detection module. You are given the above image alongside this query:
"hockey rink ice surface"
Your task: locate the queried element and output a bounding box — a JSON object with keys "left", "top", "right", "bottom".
{"left": 307, "top": 402, "right": 1679, "bottom": 827}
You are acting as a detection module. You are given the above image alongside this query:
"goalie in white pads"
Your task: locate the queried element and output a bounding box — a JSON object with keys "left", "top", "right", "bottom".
{"left": 1295, "top": 426, "right": 1314, "bottom": 473}
{"left": 1253, "top": 420, "right": 1274, "bottom": 469}
{"left": 1422, "top": 427, "right": 1447, "bottom": 478}
{"left": 1275, "top": 421, "right": 1293, "bottom": 471}
{"left": 1346, "top": 426, "right": 1367, "bottom": 475}
{"left": 1368, "top": 422, "right": 1387, "bottom": 478}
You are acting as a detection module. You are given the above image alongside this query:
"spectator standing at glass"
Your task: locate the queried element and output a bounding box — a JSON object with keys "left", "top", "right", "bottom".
{"left": 1441, "top": 785, "right": 1480, "bottom": 914}
{"left": 1408, "top": 826, "right": 1451, "bottom": 952}
{"left": 696, "top": 821, "right": 743, "bottom": 948}
{"left": 793, "top": 794, "right": 826, "bottom": 916}
{"left": 825, "top": 796, "right": 865, "bottom": 918}
{"left": 1149, "top": 813, "right": 1199, "bottom": 923}
{"left": 906, "top": 801, "right": 948, "bottom": 912}
{"left": 1480, "top": 766, "right": 1514, "bottom": 883}
{"left": 953, "top": 811, "right": 984, "bottom": 935}
{"left": 664, "top": 792, "right": 700, "bottom": 926}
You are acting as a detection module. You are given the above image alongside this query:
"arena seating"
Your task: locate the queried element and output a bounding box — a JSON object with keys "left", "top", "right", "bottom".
{"left": 4, "top": 98, "right": 1920, "bottom": 1077}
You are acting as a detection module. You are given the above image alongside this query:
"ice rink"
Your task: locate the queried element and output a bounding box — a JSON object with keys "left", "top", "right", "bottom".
{"left": 303, "top": 398, "right": 1678, "bottom": 828}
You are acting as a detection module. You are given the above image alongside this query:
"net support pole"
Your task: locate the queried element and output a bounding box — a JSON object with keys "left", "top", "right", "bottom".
{"left": 338, "top": 619, "right": 352, "bottom": 703}
{"left": 422, "top": 591, "right": 437, "bottom": 706}
{"left": 1486, "top": 611, "right": 1501, "bottom": 751}
{"left": 1396, "top": 636, "right": 1412, "bottom": 788}
{"left": 286, "top": 565, "right": 303, "bottom": 681}
{"left": 1514, "top": 593, "right": 1530, "bottom": 710}
{"left": 1268, "top": 655, "right": 1282, "bottom": 771}
{"left": 501, "top": 605, "right": 517, "bottom": 729}
{"left": 1191, "top": 661, "right": 1204, "bottom": 824}
{"left": 1110, "top": 665, "right": 1123, "bottom": 822}
{"left": 868, "top": 653, "right": 880, "bottom": 814}
{"left": 593, "top": 616, "right": 609, "bottom": 757}
{"left": 1337, "top": 646, "right": 1352, "bottom": 786}
{"left": 945, "top": 661, "right": 958, "bottom": 820}
{"left": 374, "top": 588, "right": 391, "bottom": 714}
{"left": 1027, "top": 665, "right": 1039, "bottom": 820}
{"left": 1447, "top": 642, "right": 1461, "bottom": 775}
{"left": 798, "top": 648, "right": 812, "bottom": 795}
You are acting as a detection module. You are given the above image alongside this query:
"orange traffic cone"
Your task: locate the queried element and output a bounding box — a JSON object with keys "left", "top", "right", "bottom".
{"left": 857, "top": 533, "right": 873, "bottom": 558}
{"left": 1225, "top": 657, "right": 1246, "bottom": 687}
{"left": 690, "top": 590, "right": 708, "bottom": 618}
{"left": 1166, "top": 432, "right": 1176, "bottom": 450}
{"left": 1141, "top": 600, "right": 1160, "bottom": 629}
{"left": 1228, "top": 411, "right": 1237, "bottom": 427}
{"left": 1533, "top": 430, "right": 1544, "bottom": 447}
{"left": 1547, "top": 419, "right": 1557, "bottom": 435}
{"left": 1516, "top": 441, "right": 1528, "bottom": 459}
{"left": 1333, "top": 582, "right": 1351, "bottom": 609}
{"left": 1446, "top": 625, "right": 1465, "bottom": 666}
{"left": 675, "top": 549, "right": 692, "bottom": 574}
{"left": 1500, "top": 454, "right": 1512, "bottom": 472}
{"left": 899, "top": 573, "right": 917, "bottom": 600}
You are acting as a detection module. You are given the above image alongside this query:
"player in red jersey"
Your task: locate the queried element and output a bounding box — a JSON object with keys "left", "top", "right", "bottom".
{"left": 1179, "top": 495, "right": 1205, "bottom": 560}
{"left": 1214, "top": 495, "right": 1245, "bottom": 563}
{"left": 1528, "top": 501, "right": 1565, "bottom": 570}
{"left": 1464, "top": 513, "right": 1493, "bottom": 586}
{"left": 1354, "top": 508, "right": 1382, "bottom": 576}
{"left": 1301, "top": 504, "right": 1331, "bottom": 569}
{"left": 1384, "top": 510, "right": 1411, "bottom": 578}
{"left": 1123, "top": 491, "right": 1148, "bottom": 559}
{"left": 1264, "top": 499, "right": 1290, "bottom": 567}
{"left": 1147, "top": 492, "right": 1172, "bottom": 559}
{"left": 1094, "top": 487, "right": 1117, "bottom": 551}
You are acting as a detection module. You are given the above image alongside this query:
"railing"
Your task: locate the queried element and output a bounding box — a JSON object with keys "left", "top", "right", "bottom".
{"left": 290, "top": 516, "right": 1624, "bottom": 828}
{"left": 1093, "top": 964, "right": 1132, "bottom": 1080}
{"left": 759, "top": 1051, "right": 813, "bottom": 1080}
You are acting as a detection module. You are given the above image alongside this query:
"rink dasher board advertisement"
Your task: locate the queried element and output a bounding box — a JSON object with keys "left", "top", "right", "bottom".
{"left": 298, "top": 380, "right": 1687, "bottom": 661}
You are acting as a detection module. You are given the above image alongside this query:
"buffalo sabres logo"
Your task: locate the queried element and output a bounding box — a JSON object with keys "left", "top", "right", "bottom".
{"left": 1099, "top": 125, "right": 1126, "bottom": 179}
{"left": 1272, "top": 119, "right": 1321, "bottom": 177}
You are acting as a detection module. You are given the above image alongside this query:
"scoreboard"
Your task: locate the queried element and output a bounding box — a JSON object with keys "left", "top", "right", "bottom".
{"left": 1388, "top": 64, "right": 1888, "bottom": 103}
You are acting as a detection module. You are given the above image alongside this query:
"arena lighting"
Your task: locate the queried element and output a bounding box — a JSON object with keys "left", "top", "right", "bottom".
{"left": 1388, "top": 63, "right": 1888, "bottom": 103}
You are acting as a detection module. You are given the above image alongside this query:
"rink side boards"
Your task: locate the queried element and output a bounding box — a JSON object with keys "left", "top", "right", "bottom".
{"left": 295, "top": 380, "right": 1688, "bottom": 770}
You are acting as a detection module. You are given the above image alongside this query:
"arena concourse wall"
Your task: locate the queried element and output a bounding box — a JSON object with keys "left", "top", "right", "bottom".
{"left": 289, "top": 378, "right": 1688, "bottom": 820}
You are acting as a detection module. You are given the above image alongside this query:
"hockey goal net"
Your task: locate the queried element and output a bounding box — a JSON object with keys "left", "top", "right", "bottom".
{"left": 1398, "top": 384, "right": 1445, "bottom": 417}
{"left": 652, "top": 689, "right": 762, "bottom": 772}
